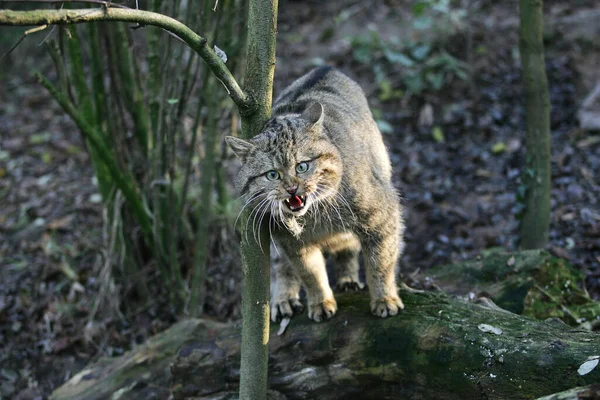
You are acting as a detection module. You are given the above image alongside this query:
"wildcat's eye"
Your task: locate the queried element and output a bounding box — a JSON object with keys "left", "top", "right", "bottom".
{"left": 296, "top": 162, "right": 309, "bottom": 174}
{"left": 266, "top": 170, "right": 280, "bottom": 181}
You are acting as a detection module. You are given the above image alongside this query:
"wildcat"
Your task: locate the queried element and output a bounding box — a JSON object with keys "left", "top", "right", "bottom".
{"left": 226, "top": 66, "right": 405, "bottom": 322}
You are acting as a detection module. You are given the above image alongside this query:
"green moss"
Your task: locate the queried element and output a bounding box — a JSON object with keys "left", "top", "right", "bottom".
{"left": 429, "top": 250, "right": 600, "bottom": 326}
{"left": 523, "top": 257, "right": 600, "bottom": 324}
{"left": 495, "top": 280, "right": 532, "bottom": 314}
{"left": 354, "top": 294, "right": 487, "bottom": 398}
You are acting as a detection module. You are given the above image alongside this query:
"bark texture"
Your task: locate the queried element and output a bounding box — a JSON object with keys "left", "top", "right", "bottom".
{"left": 238, "top": 0, "right": 279, "bottom": 399}
{"left": 51, "top": 281, "right": 600, "bottom": 399}
{"left": 518, "top": 0, "right": 552, "bottom": 249}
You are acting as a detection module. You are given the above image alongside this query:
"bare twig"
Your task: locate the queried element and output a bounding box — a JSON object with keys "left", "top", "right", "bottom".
{"left": 37, "top": 1, "right": 62, "bottom": 46}
{"left": 0, "top": 0, "right": 131, "bottom": 8}
{"left": 0, "top": 24, "right": 47, "bottom": 61}
{"left": 132, "top": 0, "right": 142, "bottom": 29}
{"left": 37, "top": 23, "right": 56, "bottom": 45}
{"left": 0, "top": 8, "right": 255, "bottom": 114}
{"left": 581, "top": 81, "right": 600, "bottom": 110}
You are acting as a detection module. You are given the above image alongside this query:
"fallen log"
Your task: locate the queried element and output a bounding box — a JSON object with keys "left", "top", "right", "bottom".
{"left": 49, "top": 318, "right": 228, "bottom": 400}
{"left": 171, "top": 290, "right": 599, "bottom": 400}
{"left": 51, "top": 251, "right": 600, "bottom": 400}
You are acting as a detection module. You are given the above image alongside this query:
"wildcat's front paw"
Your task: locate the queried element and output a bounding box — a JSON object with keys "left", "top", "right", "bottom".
{"left": 308, "top": 298, "right": 337, "bottom": 322}
{"left": 371, "top": 295, "right": 404, "bottom": 318}
{"left": 271, "top": 298, "right": 304, "bottom": 322}
{"left": 336, "top": 277, "right": 365, "bottom": 292}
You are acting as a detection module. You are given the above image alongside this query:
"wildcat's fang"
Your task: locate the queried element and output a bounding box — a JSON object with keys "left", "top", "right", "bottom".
{"left": 284, "top": 195, "right": 306, "bottom": 211}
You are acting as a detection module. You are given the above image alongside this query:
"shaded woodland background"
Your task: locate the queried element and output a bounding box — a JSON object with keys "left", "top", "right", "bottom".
{"left": 0, "top": 0, "right": 599, "bottom": 398}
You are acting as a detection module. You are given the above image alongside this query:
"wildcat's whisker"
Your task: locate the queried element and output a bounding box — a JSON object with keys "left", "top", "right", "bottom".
{"left": 313, "top": 186, "right": 338, "bottom": 232}
{"left": 256, "top": 197, "right": 273, "bottom": 253}
{"left": 317, "top": 197, "right": 334, "bottom": 232}
{"left": 247, "top": 196, "right": 270, "bottom": 246}
{"left": 271, "top": 201, "right": 283, "bottom": 230}
{"left": 225, "top": 66, "right": 405, "bottom": 321}
{"left": 241, "top": 194, "right": 266, "bottom": 244}
{"left": 268, "top": 203, "right": 282, "bottom": 257}
{"left": 328, "top": 194, "right": 347, "bottom": 231}
{"left": 335, "top": 192, "right": 355, "bottom": 220}
{"left": 234, "top": 191, "right": 265, "bottom": 230}
{"left": 277, "top": 202, "right": 285, "bottom": 231}
{"left": 252, "top": 197, "right": 272, "bottom": 248}
{"left": 316, "top": 183, "right": 352, "bottom": 230}
{"left": 244, "top": 200, "right": 262, "bottom": 245}
{"left": 311, "top": 189, "right": 329, "bottom": 228}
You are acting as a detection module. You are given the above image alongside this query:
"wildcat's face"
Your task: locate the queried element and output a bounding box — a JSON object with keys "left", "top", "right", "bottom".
{"left": 226, "top": 103, "right": 342, "bottom": 222}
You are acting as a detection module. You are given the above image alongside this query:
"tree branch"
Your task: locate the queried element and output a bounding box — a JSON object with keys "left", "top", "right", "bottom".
{"left": 0, "top": 23, "right": 47, "bottom": 61}
{"left": 0, "top": 8, "right": 256, "bottom": 114}
{"left": 0, "top": 0, "right": 131, "bottom": 9}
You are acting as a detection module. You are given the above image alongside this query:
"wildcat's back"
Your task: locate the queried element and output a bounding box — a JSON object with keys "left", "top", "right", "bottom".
{"left": 226, "top": 66, "right": 404, "bottom": 322}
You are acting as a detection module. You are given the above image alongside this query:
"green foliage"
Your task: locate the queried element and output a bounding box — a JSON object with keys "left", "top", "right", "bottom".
{"left": 349, "top": 0, "right": 469, "bottom": 100}
{"left": 411, "top": 0, "right": 467, "bottom": 34}
{"left": 491, "top": 142, "right": 507, "bottom": 154}
{"left": 523, "top": 256, "right": 600, "bottom": 326}
{"left": 39, "top": 0, "right": 248, "bottom": 318}
{"left": 432, "top": 126, "right": 445, "bottom": 143}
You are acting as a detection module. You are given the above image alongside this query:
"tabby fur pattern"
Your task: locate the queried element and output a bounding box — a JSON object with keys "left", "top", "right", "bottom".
{"left": 226, "top": 66, "right": 405, "bottom": 322}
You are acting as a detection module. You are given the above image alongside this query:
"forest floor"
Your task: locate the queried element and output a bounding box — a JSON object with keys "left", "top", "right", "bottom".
{"left": 1, "top": 0, "right": 599, "bottom": 398}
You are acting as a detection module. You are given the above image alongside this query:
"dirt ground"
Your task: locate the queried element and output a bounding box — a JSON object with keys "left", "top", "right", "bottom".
{"left": 1, "top": 0, "right": 599, "bottom": 398}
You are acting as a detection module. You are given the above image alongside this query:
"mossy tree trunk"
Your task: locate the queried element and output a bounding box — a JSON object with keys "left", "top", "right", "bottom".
{"left": 238, "top": 1, "right": 279, "bottom": 399}
{"left": 519, "top": 0, "right": 551, "bottom": 249}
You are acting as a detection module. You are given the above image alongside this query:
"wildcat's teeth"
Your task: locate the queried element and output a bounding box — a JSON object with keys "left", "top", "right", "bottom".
{"left": 283, "top": 195, "right": 305, "bottom": 211}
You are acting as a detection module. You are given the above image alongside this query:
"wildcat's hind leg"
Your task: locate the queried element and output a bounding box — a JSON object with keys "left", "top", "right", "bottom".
{"left": 271, "top": 249, "right": 303, "bottom": 322}
{"left": 325, "top": 233, "right": 364, "bottom": 292}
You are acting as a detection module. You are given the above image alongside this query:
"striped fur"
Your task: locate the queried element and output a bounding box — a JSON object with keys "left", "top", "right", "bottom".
{"left": 226, "top": 67, "right": 405, "bottom": 322}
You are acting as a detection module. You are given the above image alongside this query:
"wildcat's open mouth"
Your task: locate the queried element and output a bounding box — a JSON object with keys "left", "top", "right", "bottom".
{"left": 284, "top": 195, "right": 306, "bottom": 212}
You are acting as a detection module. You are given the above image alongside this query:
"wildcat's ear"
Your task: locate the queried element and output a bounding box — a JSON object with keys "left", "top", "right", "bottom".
{"left": 301, "top": 102, "right": 324, "bottom": 127}
{"left": 225, "top": 136, "right": 255, "bottom": 161}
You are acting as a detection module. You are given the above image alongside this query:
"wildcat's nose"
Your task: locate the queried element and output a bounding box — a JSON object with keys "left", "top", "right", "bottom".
{"left": 285, "top": 186, "right": 298, "bottom": 195}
